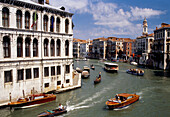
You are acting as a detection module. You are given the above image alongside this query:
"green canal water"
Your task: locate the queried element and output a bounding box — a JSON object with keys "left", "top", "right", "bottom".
{"left": 1, "top": 60, "right": 170, "bottom": 117}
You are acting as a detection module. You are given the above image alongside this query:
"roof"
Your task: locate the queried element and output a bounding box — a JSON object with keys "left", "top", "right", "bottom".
{"left": 155, "top": 23, "right": 170, "bottom": 31}
{"left": 104, "top": 62, "right": 118, "bottom": 66}
{"left": 93, "top": 37, "right": 108, "bottom": 41}
{"left": 137, "top": 33, "right": 154, "bottom": 39}
{"left": 108, "top": 37, "right": 133, "bottom": 42}
{"left": 73, "top": 38, "right": 87, "bottom": 43}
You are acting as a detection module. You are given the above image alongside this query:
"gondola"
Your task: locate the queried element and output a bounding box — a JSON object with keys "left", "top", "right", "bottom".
{"left": 94, "top": 77, "right": 101, "bottom": 84}
{"left": 38, "top": 108, "right": 67, "bottom": 117}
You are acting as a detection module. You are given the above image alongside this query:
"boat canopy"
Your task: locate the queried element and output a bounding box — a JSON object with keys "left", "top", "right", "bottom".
{"left": 117, "top": 93, "right": 135, "bottom": 98}
{"left": 104, "top": 62, "right": 118, "bottom": 66}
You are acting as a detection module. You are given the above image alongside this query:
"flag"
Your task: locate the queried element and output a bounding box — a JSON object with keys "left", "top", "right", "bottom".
{"left": 50, "top": 17, "right": 54, "bottom": 29}
{"left": 31, "top": 12, "right": 37, "bottom": 28}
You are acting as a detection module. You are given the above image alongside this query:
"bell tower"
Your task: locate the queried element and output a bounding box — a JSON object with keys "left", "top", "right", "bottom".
{"left": 143, "top": 17, "right": 148, "bottom": 35}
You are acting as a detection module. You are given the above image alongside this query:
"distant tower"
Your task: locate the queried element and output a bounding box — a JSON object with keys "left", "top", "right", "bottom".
{"left": 143, "top": 17, "right": 148, "bottom": 35}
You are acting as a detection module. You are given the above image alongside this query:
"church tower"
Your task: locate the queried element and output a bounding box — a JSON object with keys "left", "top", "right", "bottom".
{"left": 143, "top": 17, "right": 148, "bottom": 35}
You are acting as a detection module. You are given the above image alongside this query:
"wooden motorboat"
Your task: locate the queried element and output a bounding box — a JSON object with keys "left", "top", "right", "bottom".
{"left": 94, "top": 77, "right": 101, "bottom": 84}
{"left": 8, "top": 94, "right": 56, "bottom": 109}
{"left": 126, "top": 69, "right": 144, "bottom": 76}
{"left": 104, "top": 62, "right": 119, "bottom": 73}
{"left": 106, "top": 93, "right": 140, "bottom": 109}
{"left": 38, "top": 108, "right": 67, "bottom": 117}
{"left": 83, "top": 66, "right": 90, "bottom": 72}
{"left": 81, "top": 71, "right": 90, "bottom": 79}
{"left": 130, "top": 62, "right": 138, "bottom": 66}
{"left": 90, "top": 65, "right": 95, "bottom": 70}
{"left": 76, "top": 67, "right": 82, "bottom": 73}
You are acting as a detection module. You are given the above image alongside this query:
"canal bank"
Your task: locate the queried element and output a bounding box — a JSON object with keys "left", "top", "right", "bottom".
{"left": 0, "top": 59, "right": 170, "bottom": 117}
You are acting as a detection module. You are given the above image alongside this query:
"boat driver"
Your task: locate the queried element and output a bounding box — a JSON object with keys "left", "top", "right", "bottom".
{"left": 58, "top": 103, "right": 63, "bottom": 111}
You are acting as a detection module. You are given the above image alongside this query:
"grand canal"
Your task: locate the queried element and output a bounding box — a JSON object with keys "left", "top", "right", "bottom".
{"left": 0, "top": 60, "right": 170, "bottom": 117}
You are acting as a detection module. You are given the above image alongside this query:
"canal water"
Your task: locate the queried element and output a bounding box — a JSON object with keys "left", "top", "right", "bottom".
{"left": 1, "top": 60, "right": 170, "bottom": 117}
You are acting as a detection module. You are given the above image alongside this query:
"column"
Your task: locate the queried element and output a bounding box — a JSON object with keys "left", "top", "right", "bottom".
{"left": 30, "top": 11, "right": 33, "bottom": 31}
{"left": 22, "top": 9, "right": 25, "bottom": 29}
{"left": 0, "top": 5, "right": 3, "bottom": 27}
{"left": 53, "top": 16, "right": 56, "bottom": 32}
{"left": 30, "top": 38, "right": 33, "bottom": 58}
{"left": 48, "top": 15, "right": 51, "bottom": 32}
{"left": 164, "top": 30, "right": 167, "bottom": 69}
{"left": 23, "top": 36, "right": 25, "bottom": 58}
{"left": 54, "top": 39, "right": 56, "bottom": 56}
{"left": 10, "top": 7, "right": 17, "bottom": 28}
{"left": 48, "top": 39, "right": 50, "bottom": 57}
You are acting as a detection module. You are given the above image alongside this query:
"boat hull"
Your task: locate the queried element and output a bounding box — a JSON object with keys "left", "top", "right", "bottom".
{"left": 104, "top": 67, "right": 118, "bottom": 73}
{"left": 126, "top": 70, "right": 144, "bottom": 76}
{"left": 38, "top": 110, "right": 67, "bottom": 117}
{"left": 94, "top": 79, "right": 101, "bottom": 84}
{"left": 8, "top": 94, "right": 56, "bottom": 109}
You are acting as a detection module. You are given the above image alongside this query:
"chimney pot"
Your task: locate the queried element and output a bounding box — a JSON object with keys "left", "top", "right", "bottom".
{"left": 46, "top": 0, "right": 49, "bottom": 4}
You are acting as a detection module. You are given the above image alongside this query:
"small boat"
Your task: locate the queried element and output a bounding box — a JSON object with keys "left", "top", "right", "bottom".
{"left": 76, "top": 67, "right": 82, "bottom": 73}
{"left": 130, "top": 62, "right": 138, "bottom": 66}
{"left": 8, "top": 94, "right": 56, "bottom": 109}
{"left": 104, "top": 62, "right": 119, "bottom": 73}
{"left": 94, "top": 77, "right": 101, "bottom": 84}
{"left": 90, "top": 65, "right": 95, "bottom": 70}
{"left": 81, "top": 71, "right": 90, "bottom": 79}
{"left": 106, "top": 93, "right": 140, "bottom": 109}
{"left": 126, "top": 69, "right": 144, "bottom": 76}
{"left": 38, "top": 108, "right": 67, "bottom": 117}
{"left": 83, "top": 66, "right": 90, "bottom": 72}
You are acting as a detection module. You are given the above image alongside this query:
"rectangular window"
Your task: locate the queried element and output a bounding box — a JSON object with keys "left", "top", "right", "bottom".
{"left": 4, "top": 70, "right": 12, "bottom": 83}
{"left": 44, "top": 67, "right": 49, "bottom": 77}
{"left": 44, "top": 83, "right": 49, "bottom": 88}
{"left": 34, "top": 68, "right": 39, "bottom": 78}
{"left": 17, "top": 69, "right": 24, "bottom": 81}
{"left": 26, "top": 69, "right": 31, "bottom": 79}
{"left": 66, "top": 79, "right": 70, "bottom": 83}
{"left": 57, "top": 81, "right": 61, "bottom": 85}
{"left": 65, "top": 65, "right": 70, "bottom": 74}
{"left": 57, "top": 66, "right": 61, "bottom": 75}
{"left": 51, "top": 66, "right": 55, "bottom": 76}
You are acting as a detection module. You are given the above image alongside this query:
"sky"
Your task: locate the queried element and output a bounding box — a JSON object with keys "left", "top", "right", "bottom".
{"left": 50, "top": 0, "right": 170, "bottom": 40}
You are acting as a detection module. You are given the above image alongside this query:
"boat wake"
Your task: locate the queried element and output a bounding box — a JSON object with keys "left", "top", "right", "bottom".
{"left": 113, "top": 106, "right": 130, "bottom": 111}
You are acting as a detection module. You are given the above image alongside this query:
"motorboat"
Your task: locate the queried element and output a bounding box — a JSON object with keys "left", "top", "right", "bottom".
{"left": 94, "top": 77, "right": 101, "bottom": 84}
{"left": 83, "top": 66, "right": 90, "bottom": 72}
{"left": 76, "top": 67, "right": 82, "bottom": 73}
{"left": 130, "top": 62, "right": 138, "bottom": 66}
{"left": 81, "top": 71, "right": 90, "bottom": 79}
{"left": 38, "top": 108, "right": 67, "bottom": 117}
{"left": 126, "top": 69, "right": 144, "bottom": 76}
{"left": 104, "top": 62, "right": 119, "bottom": 73}
{"left": 8, "top": 94, "right": 56, "bottom": 109}
{"left": 90, "top": 65, "right": 95, "bottom": 70}
{"left": 106, "top": 93, "right": 140, "bottom": 109}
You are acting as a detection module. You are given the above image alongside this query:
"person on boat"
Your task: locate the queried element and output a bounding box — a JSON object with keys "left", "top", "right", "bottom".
{"left": 115, "top": 94, "right": 121, "bottom": 103}
{"left": 58, "top": 104, "right": 63, "bottom": 111}
{"left": 98, "top": 72, "right": 101, "bottom": 79}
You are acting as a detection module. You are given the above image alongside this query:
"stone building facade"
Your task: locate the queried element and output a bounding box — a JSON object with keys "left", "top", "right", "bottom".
{"left": 0, "top": 0, "right": 74, "bottom": 103}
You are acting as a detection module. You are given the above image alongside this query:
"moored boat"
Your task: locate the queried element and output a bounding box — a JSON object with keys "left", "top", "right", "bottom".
{"left": 8, "top": 94, "right": 56, "bottom": 109}
{"left": 83, "top": 66, "right": 90, "bottom": 72}
{"left": 90, "top": 65, "right": 95, "bottom": 70}
{"left": 106, "top": 93, "right": 139, "bottom": 109}
{"left": 76, "top": 67, "right": 82, "bottom": 73}
{"left": 104, "top": 62, "right": 119, "bottom": 73}
{"left": 126, "top": 69, "right": 144, "bottom": 76}
{"left": 94, "top": 77, "right": 101, "bottom": 84}
{"left": 38, "top": 108, "right": 67, "bottom": 117}
{"left": 81, "top": 71, "right": 90, "bottom": 79}
{"left": 130, "top": 62, "right": 138, "bottom": 66}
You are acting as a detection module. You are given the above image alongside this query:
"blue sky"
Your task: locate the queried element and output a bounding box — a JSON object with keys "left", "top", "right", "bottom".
{"left": 50, "top": 0, "right": 170, "bottom": 39}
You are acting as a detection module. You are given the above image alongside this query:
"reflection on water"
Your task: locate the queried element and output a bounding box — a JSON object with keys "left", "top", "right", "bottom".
{"left": 1, "top": 60, "right": 170, "bottom": 117}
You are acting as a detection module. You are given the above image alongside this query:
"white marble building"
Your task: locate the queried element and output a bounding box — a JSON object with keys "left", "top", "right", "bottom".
{"left": 0, "top": 0, "right": 74, "bottom": 103}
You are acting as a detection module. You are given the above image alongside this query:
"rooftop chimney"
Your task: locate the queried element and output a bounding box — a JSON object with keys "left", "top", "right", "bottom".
{"left": 46, "top": 0, "right": 49, "bottom": 4}
{"left": 60, "top": 6, "right": 65, "bottom": 11}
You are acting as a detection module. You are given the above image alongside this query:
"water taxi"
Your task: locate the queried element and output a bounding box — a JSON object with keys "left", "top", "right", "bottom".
{"left": 126, "top": 69, "right": 144, "bottom": 76}
{"left": 83, "top": 66, "right": 90, "bottom": 72}
{"left": 38, "top": 108, "right": 67, "bottom": 117}
{"left": 106, "top": 93, "right": 139, "bottom": 109}
{"left": 81, "top": 71, "right": 90, "bottom": 79}
{"left": 8, "top": 94, "right": 56, "bottom": 109}
{"left": 104, "top": 62, "right": 119, "bottom": 73}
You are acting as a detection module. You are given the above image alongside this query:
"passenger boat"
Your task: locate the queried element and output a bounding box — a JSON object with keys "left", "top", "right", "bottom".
{"left": 76, "top": 67, "right": 82, "bottom": 73}
{"left": 106, "top": 93, "right": 140, "bottom": 109}
{"left": 38, "top": 108, "right": 67, "bottom": 117}
{"left": 126, "top": 69, "right": 144, "bottom": 76}
{"left": 83, "top": 66, "right": 90, "bottom": 72}
{"left": 104, "top": 62, "right": 119, "bottom": 73}
{"left": 8, "top": 94, "right": 56, "bottom": 109}
{"left": 81, "top": 71, "right": 90, "bottom": 79}
{"left": 94, "top": 77, "right": 101, "bottom": 84}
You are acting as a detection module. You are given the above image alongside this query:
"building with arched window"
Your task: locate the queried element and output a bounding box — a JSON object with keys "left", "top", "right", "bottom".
{"left": 0, "top": 0, "right": 79, "bottom": 104}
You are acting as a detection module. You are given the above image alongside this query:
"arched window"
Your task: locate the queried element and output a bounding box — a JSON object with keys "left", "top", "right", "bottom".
{"left": 16, "top": 10, "right": 22, "bottom": 28}
{"left": 56, "top": 17, "right": 60, "bottom": 33}
{"left": 33, "top": 39, "right": 38, "bottom": 57}
{"left": 65, "top": 19, "right": 69, "bottom": 33}
{"left": 17, "top": 37, "right": 23, "bottom": 57}
{"left": 3, "top": 36, "right": 10, "bottom": 58}
{"left": 25, "top": 37, "right": 31, "bottom": 57}
{"left": 65, "top": 40, "right": 69, "bottom": 56}
{"left": 44, "top": 39, "right": 49, "bottom": 56}
{"left": 56, "top": 39, "right": 61, "bottom": 56}
{"left": 50, "top": 16, "right": 54, "bottom": 32}
{"left": 2, "top": 7, "right": 9, "bottom": 27}
{"left": 43, "top": 15, "right": 48, "bottom": 31}
{"left": 50, "top": 39, "right": 55, "bottom": 56}
{"left": 32, "top": 12, "right": 38, "bottom": 30}
{"left": 25, "top": 11, "right": 30, "bottom": 29}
